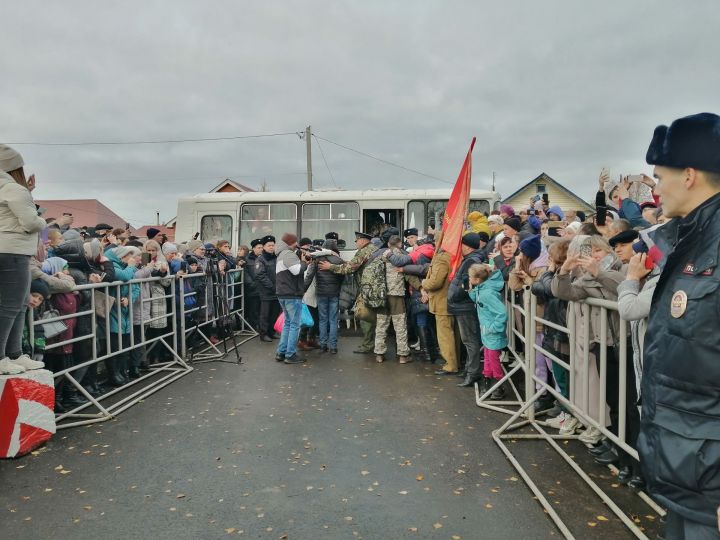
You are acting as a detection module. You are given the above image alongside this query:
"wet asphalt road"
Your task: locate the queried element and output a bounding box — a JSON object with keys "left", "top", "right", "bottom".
{"left": 1, "top": 333, "right": 656, "bottom": 539}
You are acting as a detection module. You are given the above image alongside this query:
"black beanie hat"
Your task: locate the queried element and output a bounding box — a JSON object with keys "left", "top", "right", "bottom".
{"left": 30, "top": 279, "right": 50, "bottom": 300}
{"left": 461, "top": 233, "right": 481, "bottom": 250}
{"left": 504, "top": 216, "right": 522, "bottom": 232}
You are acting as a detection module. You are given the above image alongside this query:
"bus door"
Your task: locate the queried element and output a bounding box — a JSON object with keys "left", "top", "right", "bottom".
{"left": 363, "top": 209, "right": 403, "bottom": 237}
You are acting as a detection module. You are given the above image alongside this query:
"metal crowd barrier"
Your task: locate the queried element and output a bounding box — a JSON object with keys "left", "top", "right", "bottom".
{"left": 29, "top": 267, "right": 256, "bottom": 429}
{"left": 478, "top": 287, "right": 664, "bottom": 539}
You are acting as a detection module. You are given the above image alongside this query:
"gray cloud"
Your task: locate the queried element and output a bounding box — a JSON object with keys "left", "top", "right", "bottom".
{"left": 3, "top": 1, "right": 719, "bottom": 225}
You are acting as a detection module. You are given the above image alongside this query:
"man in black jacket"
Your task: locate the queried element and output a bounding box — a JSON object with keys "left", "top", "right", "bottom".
{"left": 638, "top": 112, "right": 720, "bottom": 537}
{"left": 305, "top": 239, "right": 344, "bottom": 353}
{"left": 243, "top": 239, "right": 262, "bottom": 334}
{"left": 447, "top": 233, "right": 486, "bottom": 388}
{"left": 253, "top": 235, "right": 280, "bottom": 342}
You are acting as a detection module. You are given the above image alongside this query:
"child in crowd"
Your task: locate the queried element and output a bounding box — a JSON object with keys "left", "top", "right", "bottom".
{"left": 468, "top": 264, "right": 508, "bottom": 400}
{"left": 22, "top": 279, "right": 51, "bottom": 364}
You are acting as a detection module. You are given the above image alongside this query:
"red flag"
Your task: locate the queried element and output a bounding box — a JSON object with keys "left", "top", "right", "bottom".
{"left": 440, "top": 137, "right": 476, "bottom": 281}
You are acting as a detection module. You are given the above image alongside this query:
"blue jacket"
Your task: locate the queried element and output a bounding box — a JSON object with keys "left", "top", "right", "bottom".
{"left": 105, "top": 249, "right": 140, "bottom": 334}
{"left": 469, "top": 270, "right": 508, "bottom": 351}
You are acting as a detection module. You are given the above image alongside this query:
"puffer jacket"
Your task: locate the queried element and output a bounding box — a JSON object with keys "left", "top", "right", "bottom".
{"left": 448, "top": 249, "right": 487, "bottom": 314}
{"left": 243, "top": 252, "right": 261, "bottom": 298}
{"left": 305, "top": 249, "right": 344, "bottom": 297}
{"left": 274, "top": 239, "right": 307, "bottom": 298}
{"left": 469, "top": 270, "right": 508, "bottom": 351}
{"left": 105, "top": 248, "right": 140, "bottom": 334}
{"left": 132, "top": 263, "right": 172, "bottom": 327}
{"left": 0, "top": 171, "right": 46, "bottom": 255}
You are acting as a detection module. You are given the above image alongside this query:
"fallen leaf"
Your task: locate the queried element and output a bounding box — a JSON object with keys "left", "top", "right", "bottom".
{"left": 360, "top": 470, "right": 370, "bottom": 476}
{"left": 433, "top": 522, "right": 443, "bottom": 529}
{"left": 225, "top": 528, "right": 236, "bottom": 534}
{"left": 398, "top": 490, "right": 408, "bottom": 495}
{"left": 597, "top": 516, "right": 608, "bottom": 521}
{"left": 83, "top": 506, "right": 92, "bottom": 511}
{"left": 415, "top": 474, "right": 424, "bottom": 481}
{"left": 485, "top": 504, "right": 493, "bottom": 509}
{"left": 407, "top": 527, "right": 418, "bottom": 532}
{"left": 176, "top": 494, "right": 186, "bottom": 499}
{"left": 452, "top": 536, "right": 462, "bottom": 540}
{"left": 344, "top": 516, "right": 353, "bottom": 522}
{"left": 587, "top": 522, "right": 597, "bottom": 527}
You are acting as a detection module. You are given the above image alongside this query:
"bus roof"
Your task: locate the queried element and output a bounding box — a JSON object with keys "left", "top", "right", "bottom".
{"left": 178, "top": 187, "right": 500, "bottom": 203}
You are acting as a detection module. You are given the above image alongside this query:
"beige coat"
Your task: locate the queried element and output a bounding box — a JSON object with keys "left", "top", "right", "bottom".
{"left": 421, "top": 251, "right": 451, "bottom": 316}
{"left": 509, "top": 264, "right": 547, "bottom": 332}
{"left": 0, "top": 171, "right": 46, "bottom": 255}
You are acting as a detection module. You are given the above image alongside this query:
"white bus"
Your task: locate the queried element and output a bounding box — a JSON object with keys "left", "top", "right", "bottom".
{"left": 174, "top": 188, "right": 501, "bottom": 257}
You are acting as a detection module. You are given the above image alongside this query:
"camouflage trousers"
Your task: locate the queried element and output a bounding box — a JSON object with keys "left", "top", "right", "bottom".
{"left": 374, "top": 296, "right": 410, "bottom": 357}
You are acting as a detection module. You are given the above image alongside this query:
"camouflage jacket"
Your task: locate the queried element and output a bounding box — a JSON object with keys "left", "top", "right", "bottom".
{"left": 328, "top": 243, "right": 378, "bottom": 282}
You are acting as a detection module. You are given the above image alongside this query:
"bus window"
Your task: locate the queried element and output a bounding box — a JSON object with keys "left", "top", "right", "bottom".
{"left": 240, "top": 203, "right": 297, "bottom": 244}
{"left": 427, "top": 199, "right": 490, "bottom": 231}
{"left": 201, "top": 215, "right": 233, "bottom": 245}
{"left": 302, "top": 202, "right": 359, "bottom": 246}
{"left": 407, "top": 201, "right": 425, "bottom": 232}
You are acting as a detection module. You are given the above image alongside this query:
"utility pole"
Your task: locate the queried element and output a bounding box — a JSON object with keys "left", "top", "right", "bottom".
{"left": 305, "top": 125, "right": 313, "bottom": 191}
{"left": 156, "top": 210, "right": 160, "bottom": 226}
{"left": 492, "top": 171, "right": 496, "bottom": 192}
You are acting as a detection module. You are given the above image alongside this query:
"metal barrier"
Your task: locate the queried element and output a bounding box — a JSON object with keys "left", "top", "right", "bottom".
{"left": 483, "top": 287, "right": 664, "bottom": 539}
{"left": 30, "top": 266, "right": 255, "bottom": 429}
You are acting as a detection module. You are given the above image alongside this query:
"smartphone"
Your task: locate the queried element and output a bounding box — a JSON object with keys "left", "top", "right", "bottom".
{"left": 580, "top": 244, "right": 592, "bottom": 258}
{"left": 98, "top": 272, "right": 107, "bottom": 281}
{"left": 627, "top": 175, "right": 643, "bottom": 184}
{"left": 548, "top": 227, "right": 561, "bottom": 237}
{"left": 542, "top": 193, "right": 549, "bottom": 205}
{"left": 141, "top": 253, "right": 152, "bottom": 265}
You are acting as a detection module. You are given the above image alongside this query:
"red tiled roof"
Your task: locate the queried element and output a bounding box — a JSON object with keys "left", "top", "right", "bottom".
{"left": 35, "top": 199, "right": 133, "bottom": 231}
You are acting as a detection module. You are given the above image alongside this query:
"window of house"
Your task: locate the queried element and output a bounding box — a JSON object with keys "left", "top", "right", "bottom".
{"left": 239, "top": 203, "right": 297, "bottom": 245}
{"left": 200, "top": 215, "right": 233, "bottom": 245}
{"left": 301, "top": 202, "right": 360, "bottom": 247}
{"left": 536, "top": 184, "right": 547, "bottom": 193}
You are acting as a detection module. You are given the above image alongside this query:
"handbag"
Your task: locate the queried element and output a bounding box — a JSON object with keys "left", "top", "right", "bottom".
{"left": 274, "top": 311, "right": 285, "bottom": 335}
{"left": 300, "top": 303, "right": 314, "bottom": 328}
{"left": 353, "top": 295, "right": 376, "bottom": 323}
{"left": 94, "top": 290, "right": 116, "bottom": 318}
{"left": 40, "top": 309, "right": 67, "bottom": 340}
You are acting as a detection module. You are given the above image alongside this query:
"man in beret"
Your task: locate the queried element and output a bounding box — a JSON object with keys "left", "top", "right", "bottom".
{"left": 638, "top": 113, "right": 720, "bottom": 537}
{"left": 609, "top": 229, "right": 639, "bottom": 264}
{"left": 319, "top": 231, "right": 378, "bottom": 353}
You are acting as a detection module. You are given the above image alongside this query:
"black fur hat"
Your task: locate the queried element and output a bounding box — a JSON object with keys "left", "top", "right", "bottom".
{"left": 646, "top": 112, "right": 720, "bottom": 173}
{"left": 324, "top": 232, "right": 339, "bottom": 241}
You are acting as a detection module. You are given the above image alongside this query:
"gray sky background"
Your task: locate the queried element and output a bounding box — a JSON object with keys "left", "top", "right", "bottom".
{"left": 4, "top": 1, "right": 720, "bottom": 226}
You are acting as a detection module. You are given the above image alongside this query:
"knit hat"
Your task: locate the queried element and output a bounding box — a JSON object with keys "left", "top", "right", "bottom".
{"left": 184, "top": 255, "right": 199, "bottom": 266}
{"left": 500, "top": 204, "right": 515, "bottom": 217}
{"left": 381, "top": 227, "right": 400, "bottom": 244}
{"left": 41, "top": 257, "right": 68, "bottom": 275}
{"left": 576, "top": 211, "right": 587, "bottom": 223}
{"left": 323, "top": 239, "right": 338, "bottom": 252}
{"left": 281, "top": 232, "right": 298, "bottom": 246}
{"left": 30, "top": 279, "right": 50, "bottom": 300}
{"left": 520, "top": 235, "right": 542, "bottom": 261}
{"left": 461, "top": 233, "right": 481, "bottom": 250}
{"left": 62, "top": 229, "right": 82, "bottom": 241}
{"left": 646, "top": 112, "right": 720, "bottom": 173}
{"left": 477, "top": 232, "right": 490, "bottom": 244}
{"left": 187, "top": 239, "right": 204, "bottom": 253}
{"left": 504, "top": 216, "right": 522, "bottom": 232}
{"left": 112, "top": 246, "right": 141, "bottom": 260}
{"left": 299, "top": 237, "right": 313, "bottom": 247}
{"left": 527, "top": 215, "right": 542, "bottom": 233}
{"left": 0, "top": 144, "right": 24, "bottom": 172}
{"left": 203, "top": 242, "right": 214, "bottom": 250}
{"left": 488, "top": 215, "right": 504, "bottom": 226}
{"left": 146, "top": 227, "right": 160, "bottom": 239}
{"left": 547, "top": 206, "right": 565, "bottom": 221}
{"left": 83, "top": 239, "right": 102, "bottom": 262}
{"left": 161, "top": 242, "right": 178, "bottom": 256}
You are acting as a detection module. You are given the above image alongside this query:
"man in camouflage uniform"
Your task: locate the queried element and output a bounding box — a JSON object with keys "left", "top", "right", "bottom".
{"left": 318, "top": 231, "right": 378, "bottom": 353}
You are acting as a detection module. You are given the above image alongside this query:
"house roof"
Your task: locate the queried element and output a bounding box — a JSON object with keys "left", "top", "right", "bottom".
{"left": 210, "top": 179, "right": 255, "bottom": 193}
{"left": 35, "top": 199, "right": 134, "bottom": 231}
{"left": 501, "top": 172, "right": 594, "bottom": 211}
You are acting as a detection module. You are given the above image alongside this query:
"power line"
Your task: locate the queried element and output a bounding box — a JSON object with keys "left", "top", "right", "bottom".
{"left": 2, "top": 132, "right": 300, "bottom": 146}
{"left": 313, "top": 134, "right": 452, "bottom": 185}
{"left": 312, "top": 134, "right": 337, "bottom": 188}
{"left": 39, "top": 171, "right": 306, "bottom": 184}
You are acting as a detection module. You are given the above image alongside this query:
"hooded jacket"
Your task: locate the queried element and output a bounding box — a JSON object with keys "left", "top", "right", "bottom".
{"left": 469, "top": 270, "right": 508, "bottom": 350}
{"left": 104, "top": 248, "right": 140, "bottom": 334}
{"left": 305, "top": 249, "right": 344, "bottom": 297}
{"left": 0, "top": 171, "right": 46, "bottom": 255}
{"left": 274, "top": 239, "right": 307, "bottom": 298}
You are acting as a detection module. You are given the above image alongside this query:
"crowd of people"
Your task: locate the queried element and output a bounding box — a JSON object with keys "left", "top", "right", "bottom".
{"left": 2, "top": 111, "right": 719, "bottom": 535}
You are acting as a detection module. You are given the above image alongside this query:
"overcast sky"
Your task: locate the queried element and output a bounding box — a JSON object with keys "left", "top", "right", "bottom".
{"left": 4, "top": 1, "right": 719, "bottom": 226}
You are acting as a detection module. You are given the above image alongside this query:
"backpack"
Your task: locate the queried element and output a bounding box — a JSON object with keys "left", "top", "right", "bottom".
{"left": 359, "top": 257, "right": 388, "bottom": 309}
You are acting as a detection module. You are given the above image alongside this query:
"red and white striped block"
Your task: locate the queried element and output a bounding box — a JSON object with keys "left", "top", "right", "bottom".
{"left": 0, "top": 369, "right": 56, "bottom": 459}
